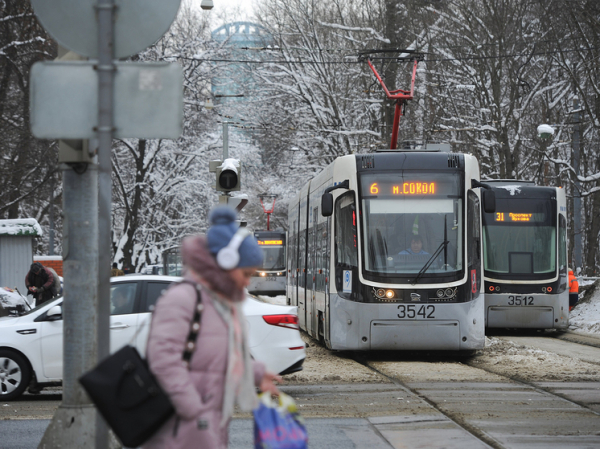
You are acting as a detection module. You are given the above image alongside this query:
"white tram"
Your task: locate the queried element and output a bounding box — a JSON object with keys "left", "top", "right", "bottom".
{"left": 287, "top": 151, "right": 495, "bottom": 351}
{"left": 248, "top": 230, "right": 287, "bottom": 296}
{"left": 482, "top": 181, "right": 569, "bottom": 329}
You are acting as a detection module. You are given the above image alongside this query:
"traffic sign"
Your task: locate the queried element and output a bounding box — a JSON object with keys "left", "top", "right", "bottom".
{"left": 30, "top": 0, "right": 181, "bottom": 59}
{"left": 30, "top": 61, "right": 183, "bottom": 139}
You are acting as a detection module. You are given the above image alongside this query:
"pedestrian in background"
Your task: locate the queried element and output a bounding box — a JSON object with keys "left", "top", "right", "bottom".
{"left": 144, "top": 207, "right": 281, "bottom": 449}
{"left": 111, "top": 262, "right": 124, "bottom": 277}
{"left": 25, "top": 262, "right": 58, "bottom": 306}
{"left": 568, "top": 268, "right": 579, "bottom": 311}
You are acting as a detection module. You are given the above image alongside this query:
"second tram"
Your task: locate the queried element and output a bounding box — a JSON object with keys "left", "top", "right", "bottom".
{"left": 287, "top": 151, "right": 495, "bottom": 351}
{"left": 248, "top": 230, "right": 287, "bottom": 296}
{"left": 482, "top": 180, "right": 569, "bottom": 329}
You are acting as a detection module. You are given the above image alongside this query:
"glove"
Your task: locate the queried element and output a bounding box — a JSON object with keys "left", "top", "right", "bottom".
{"left": 29, "top": 286, "right": 37, "bottom": 292}
{"left": 37, "top": 287, "right": 44, "bottom": 293}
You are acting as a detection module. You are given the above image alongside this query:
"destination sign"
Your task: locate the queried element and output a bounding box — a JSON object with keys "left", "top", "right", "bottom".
{"left": 360, "top": 173, "right": 460, "bottom": 199}
{"left": 257, "top": 240, "right": 283, "bottom": 245}
{"left": 495, "top": 212, "right": 535, "bottom": 222}
{"left": 369, "top": 182, "right": 436, "bottom": 195}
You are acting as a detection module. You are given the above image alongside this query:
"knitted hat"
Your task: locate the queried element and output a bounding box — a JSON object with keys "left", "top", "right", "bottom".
{"left": 206, "top": 206, "right": 263, "bottom": 269}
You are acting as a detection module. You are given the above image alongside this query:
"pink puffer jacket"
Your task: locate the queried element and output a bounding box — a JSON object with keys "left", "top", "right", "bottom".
{"left": 142, "top": 280, "right": 265, "bottom": 449}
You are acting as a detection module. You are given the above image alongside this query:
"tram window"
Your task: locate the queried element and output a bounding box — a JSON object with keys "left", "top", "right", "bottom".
{"left": 335, "top": 192, "right": 358, "bottom": 269}
{"left": 483, "top": 199, "right": 556, "bottom": 276}
{"left": 467, "top": 191, "right": 481, "bottom": 267}
{"left": 559, "top": 214, "right": 567, "bottom": 275}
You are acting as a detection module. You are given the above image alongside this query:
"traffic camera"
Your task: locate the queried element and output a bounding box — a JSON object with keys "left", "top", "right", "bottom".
{"left": 210, "top": 159, "right": 242, "bottom": 192}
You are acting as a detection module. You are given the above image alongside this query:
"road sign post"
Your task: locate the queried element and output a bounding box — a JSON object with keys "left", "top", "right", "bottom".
{"left": 30, "top": 0, "right": 183, "bottom": 447}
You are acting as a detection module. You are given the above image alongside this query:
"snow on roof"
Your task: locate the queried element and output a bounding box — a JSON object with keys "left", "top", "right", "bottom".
{"left": 497, "top": 185, "right": 522, "bottom": 196}
{"left": 0, "top": 219, "right": 43, "bottom": 237}
{"left": 220, "top": 158, "right": 240, "bottom": 173}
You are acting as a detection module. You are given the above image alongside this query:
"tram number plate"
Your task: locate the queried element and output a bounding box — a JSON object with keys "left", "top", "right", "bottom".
{"left": 507, "top": 296, "right": 534, "bottom": 306}
{"left": 397, "top": 304, "right": 435, "bottom": 319}
{"left": 264, "top": 277, "right": 276, "bottom": 282}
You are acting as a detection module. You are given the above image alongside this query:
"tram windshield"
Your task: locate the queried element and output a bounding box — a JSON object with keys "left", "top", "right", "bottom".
{"left": 359, "top": 173, "right": 463, "bottom": 281}
{"left": 257, "top": 238, "right": 286, "bottom": 271}
{"left": 482, "top": 198, "right": 556, "bottom": 280}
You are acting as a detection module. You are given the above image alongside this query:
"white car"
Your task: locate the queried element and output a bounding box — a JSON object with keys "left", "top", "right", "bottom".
{"left": 0, "top": 275, "right": 305, "bottom": 400}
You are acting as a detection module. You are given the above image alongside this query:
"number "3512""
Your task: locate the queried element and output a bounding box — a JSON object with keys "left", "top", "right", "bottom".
{"left": 508, "top": 296, "right": 534, "bottom": 306}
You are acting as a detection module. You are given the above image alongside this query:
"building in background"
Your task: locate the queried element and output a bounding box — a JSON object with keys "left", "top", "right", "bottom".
{"left": 0, "top": 219, "right": 43, "bottom": 292}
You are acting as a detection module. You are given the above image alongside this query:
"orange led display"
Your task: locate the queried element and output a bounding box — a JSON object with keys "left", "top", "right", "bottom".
{"left": 495, "top": 213, "right": 533, "bottom": 222}
{"left": 369, "top": 182, "right": 436, "bottom": 195}
{"left": 509, "top": 213, "right": 532, "bottom": 222}
{"left": 257, "top": 240, "right": 283, "bottom": 245}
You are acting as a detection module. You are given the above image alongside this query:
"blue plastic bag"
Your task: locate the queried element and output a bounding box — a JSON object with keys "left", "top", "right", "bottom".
{"left": 253, "top": 392, "right": 308, "bottom": 449}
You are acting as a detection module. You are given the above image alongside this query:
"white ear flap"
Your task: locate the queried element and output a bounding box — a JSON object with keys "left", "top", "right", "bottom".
{"left": 216, "top": 228, "right": 251, "bottom": 270}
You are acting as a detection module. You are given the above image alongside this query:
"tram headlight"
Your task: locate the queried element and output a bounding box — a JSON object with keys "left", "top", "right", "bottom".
{"left": 259, "top": 272, "right": 266, "bottom": 277}
{"left": 444, "top": 288, "right": 453, "bottom": 297}
{"left": 385, "top": 289, "right": 395, "bottom": 299}
{"left": 375, "top": 288, "right": 386, "bottom": 298}
{"left": 437, "top": 290, "right": 445, "bottom": 298}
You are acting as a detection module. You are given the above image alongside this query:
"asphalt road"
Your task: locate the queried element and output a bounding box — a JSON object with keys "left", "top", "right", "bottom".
{"left": 2, "top": 332, "right": 600, "bottom": 448}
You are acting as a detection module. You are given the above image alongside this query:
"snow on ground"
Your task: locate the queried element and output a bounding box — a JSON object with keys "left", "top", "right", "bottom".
{"left": 569, "top": 278, "right": 600, "bottom": 335}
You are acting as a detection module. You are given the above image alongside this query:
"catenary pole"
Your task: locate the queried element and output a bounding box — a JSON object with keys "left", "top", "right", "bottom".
{"left": 572, "top": 96, "right": 582, "bottom": 273}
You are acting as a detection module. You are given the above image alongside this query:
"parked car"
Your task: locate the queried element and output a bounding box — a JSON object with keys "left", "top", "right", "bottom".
{"left": 0, "top": 275, "right": 305, "bottom": 400}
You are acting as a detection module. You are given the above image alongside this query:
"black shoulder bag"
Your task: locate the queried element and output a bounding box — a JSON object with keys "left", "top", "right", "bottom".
{"left": 79, "top": 280, "right": 203, "bottom": 448}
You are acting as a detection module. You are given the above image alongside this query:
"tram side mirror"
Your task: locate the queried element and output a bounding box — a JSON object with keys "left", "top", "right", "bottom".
{"left": 482, "top": 189, "right": 496, "bottom": 213}
{"left": 322, "top": 192, "right": 333, "bottom": 217}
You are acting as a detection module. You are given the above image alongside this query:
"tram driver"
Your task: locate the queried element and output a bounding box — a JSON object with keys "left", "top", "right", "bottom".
{"left": 398, "top": 234, "right": 429, "bottom": 256}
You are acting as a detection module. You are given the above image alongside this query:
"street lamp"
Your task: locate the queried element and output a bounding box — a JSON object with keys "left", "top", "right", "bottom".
{"left": 537, "top": 124, "right": 555, "bottom": 140}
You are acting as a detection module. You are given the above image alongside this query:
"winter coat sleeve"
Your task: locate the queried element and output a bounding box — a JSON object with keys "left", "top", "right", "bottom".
{"left": 146, "top": 283, "right": 204, "bottom": 420}
{"left": 41, "top": 268, "right": 54, "bottom": 290}
{"left": 252, "top": 359, "right": 266, "bottom": 387}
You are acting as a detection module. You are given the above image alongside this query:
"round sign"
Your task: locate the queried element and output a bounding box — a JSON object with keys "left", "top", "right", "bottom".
{"left": 31, "top": 0, "right": 181, "bottom": 59}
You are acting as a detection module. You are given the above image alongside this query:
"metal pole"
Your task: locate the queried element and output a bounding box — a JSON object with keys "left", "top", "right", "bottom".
{"left": 48, "top": 175, "right": 54, "bottom": 255}
{"left": 572, "top": 96, "right": 582, "bottom": 273}
{"left": 38, "top": 166, "right": 99, "bottom": 448}
{"left": 95, "top": 0, "right": 115, "bottom": 446}
{"left": 223, "top": 122, "right": 229, "bottom": 159}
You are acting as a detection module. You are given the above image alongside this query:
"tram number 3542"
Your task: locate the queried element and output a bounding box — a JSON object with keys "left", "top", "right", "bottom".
{"left": 397, "top": 304, "right": 435, "bottom": 319}
{"left": 508, "top": 296, "right": 534, "bottom": 306}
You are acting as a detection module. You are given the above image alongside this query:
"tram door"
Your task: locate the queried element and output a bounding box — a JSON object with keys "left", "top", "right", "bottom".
{"left": 297, "top": 193, "right": 309, "bottom": 331}
{"left": 288, "top": 219, "right": 298, "bottom": 307}
{"left": 306, "top": 206, "right": 319, "bottom": 338}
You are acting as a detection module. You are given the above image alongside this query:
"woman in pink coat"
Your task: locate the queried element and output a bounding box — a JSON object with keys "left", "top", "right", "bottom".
{"left": 143, "top": 207, "right": 281, "bottom": 449}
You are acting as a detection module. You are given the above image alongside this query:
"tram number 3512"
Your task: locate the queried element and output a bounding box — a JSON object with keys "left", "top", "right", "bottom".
{"left": 397, "top": 304, "right": 435, "bottom": 319}
{"left": 508, "top": 296, "right": 534, "bottom": 306}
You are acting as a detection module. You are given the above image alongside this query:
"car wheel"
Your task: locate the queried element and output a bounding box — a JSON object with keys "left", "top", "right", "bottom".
{"left": 0, "top": 350, "right": 31, "bottom": 401}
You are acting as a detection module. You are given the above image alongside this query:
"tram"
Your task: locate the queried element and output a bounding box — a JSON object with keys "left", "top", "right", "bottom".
{"left": 482, "top": 180, "right": 569, "bottom": 329}
{"left": 248, "top": 230, "right": 287, "bottom": 296}
{"left": 287, "top": 151, "right": 496, "bottom": 351}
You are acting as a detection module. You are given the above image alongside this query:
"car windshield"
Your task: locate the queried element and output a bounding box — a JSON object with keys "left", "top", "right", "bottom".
{"left": 360, "top": 172, "right": 463, "bottom": 280}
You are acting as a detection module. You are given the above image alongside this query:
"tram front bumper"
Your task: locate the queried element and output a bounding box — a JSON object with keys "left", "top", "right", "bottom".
{"left": 370, "top": 320, "right": 462, "bottom": 350}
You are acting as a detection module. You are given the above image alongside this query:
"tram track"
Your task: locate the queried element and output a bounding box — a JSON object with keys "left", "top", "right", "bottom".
{"left": 351, "top": 354, "right": 504, "bottom": 449}
{"left": 346, "top": 335, "right": 600, "bottom": 449}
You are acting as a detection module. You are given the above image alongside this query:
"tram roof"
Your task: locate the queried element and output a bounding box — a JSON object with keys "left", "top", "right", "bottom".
{"left": 355, "top": 151, "right": 464, "bottom": 171}
{"left": 484, "top": 180, "right": 559, "bottom": 198}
